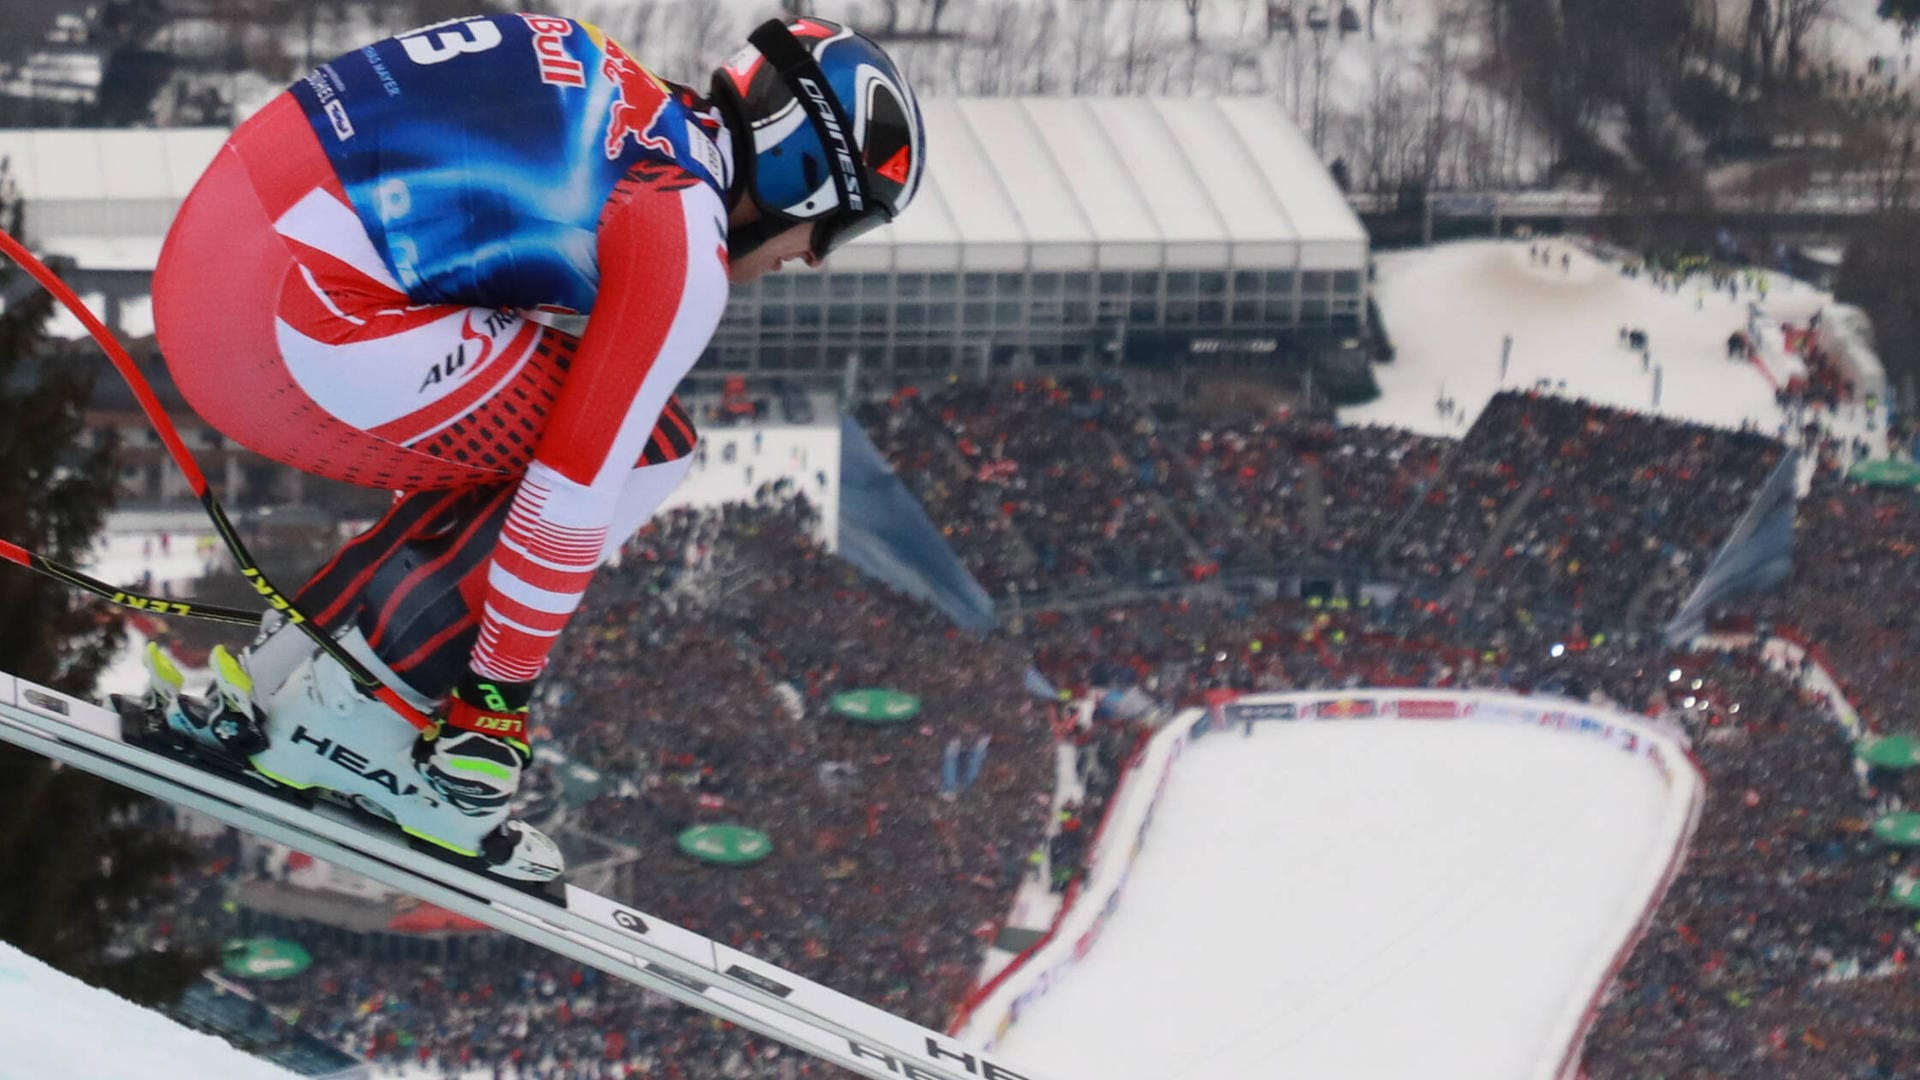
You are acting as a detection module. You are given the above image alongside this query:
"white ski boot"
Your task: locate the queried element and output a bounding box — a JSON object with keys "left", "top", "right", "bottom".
{"left": 236, "top": 614, "right": 564, "bottom": 883}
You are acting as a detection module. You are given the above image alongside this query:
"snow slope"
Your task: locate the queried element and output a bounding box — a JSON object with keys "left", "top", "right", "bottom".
{"left": 993, "top": 715, "right": 1689, "bottom": 1080}
{"left": 1350, "top": 238, "right": 1831, "bottom": 438}
{"left": 1782, "top": 0, "right": 1918, "bottom": 92}
{"left": 0, "top": 940, "right": 291, "bottom": 1080}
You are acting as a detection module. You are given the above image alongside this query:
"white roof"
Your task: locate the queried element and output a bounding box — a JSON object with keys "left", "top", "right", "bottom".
{"left": 0, "top": 99, "right": 1368, "bottom": 276}
{"left": 1212, "top": 97, "right": 1367, "bottom": 268}
{"left": 0, "top": 127, "right": 225, "bottom": 202}
{"left": 850, "top": 96, "right": 1368, "bottom": 274}
{"left": 0, "top": 127, "right": 226, "bottom": 269}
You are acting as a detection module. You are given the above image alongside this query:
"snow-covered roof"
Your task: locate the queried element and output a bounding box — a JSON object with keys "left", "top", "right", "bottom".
{"left": 0, "top": 97, "right": 1368, "bottom": 275}
{"left": 0, "top": 127, "right": 226, "bottom": 269}
{"left": 0, "top": 127, "right": 226, "bottom": 201}
{"left": 836, "top": 96, "right": 1369, "bottom": 274}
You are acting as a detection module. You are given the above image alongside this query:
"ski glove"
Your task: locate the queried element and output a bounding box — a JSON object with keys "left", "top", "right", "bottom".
{"left": 416, "top": 674, "right": 535, "bottom": 817}
{"left": 444, "top": 673, "right": 534, "bottom": 744}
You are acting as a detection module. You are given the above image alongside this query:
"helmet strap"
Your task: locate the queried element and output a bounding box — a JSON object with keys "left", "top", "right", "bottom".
{"left": 745, "top": 19, "right": 873, "bottom": 223}
{"left": 718, "top": 20, "right": 883, "bottom": 263}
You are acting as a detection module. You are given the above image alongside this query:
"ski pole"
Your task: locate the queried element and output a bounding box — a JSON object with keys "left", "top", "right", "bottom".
{"left": 0, "top": 538, "right": 263, "bottom": 626}
{"left": 0, "top": 228, "right": 435, "bottom": 732}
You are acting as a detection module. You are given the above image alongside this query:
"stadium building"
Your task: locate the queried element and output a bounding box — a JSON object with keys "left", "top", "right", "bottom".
{"left": 1, "top": 95, "right": 1368, "bottom": 379}
{"left": 710, "top": 96, "right": 1370, "bottom": 376}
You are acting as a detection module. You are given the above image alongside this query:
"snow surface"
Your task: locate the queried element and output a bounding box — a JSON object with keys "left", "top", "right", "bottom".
{"left": 84, "top": 529, "right": 224, "bottom": 698}
{"left": 1790, "top": 0, "right": 1920, "bottom": 92}
{"left": 995, "top": 720, "right": 1675, "bottom": 1080}
{"left": 655, "top": 422, "right": 841, "bottom": 549}
{"left": 1351, "top": 238, "right": 1835, "bottom": 438}
{"left": 0, "top": 940, "right": 292, "bottom": 1080}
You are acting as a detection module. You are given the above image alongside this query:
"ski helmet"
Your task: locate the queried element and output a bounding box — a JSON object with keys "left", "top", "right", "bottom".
{"left": 711, "top": 18, "right": 926, "bottom": 260}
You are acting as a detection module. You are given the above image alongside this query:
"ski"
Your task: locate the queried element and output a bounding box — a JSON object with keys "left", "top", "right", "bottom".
{"left": 0, "top": 671, "right": 1052, "bottom": 1080}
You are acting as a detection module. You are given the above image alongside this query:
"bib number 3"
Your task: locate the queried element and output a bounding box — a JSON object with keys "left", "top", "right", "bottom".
{"left": 399, "top": 17, "right": 503, "bottom": 66}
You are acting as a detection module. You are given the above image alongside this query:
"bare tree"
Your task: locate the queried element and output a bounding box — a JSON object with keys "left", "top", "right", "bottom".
{"left": 972, "top": 1, "right": 1021, "bottom": 93}
{"left": 1367, "top": 0, "right": 1391, "bottom": 39}
{"left": 1780, "top": 0, "right": 1832, "bottom": 80}
{"left": 661, "top": 1, "right": 737, "bottom": 84}
{"left": 1741, "top": 0, "right": 1782, "bottom": 95}
{"left": 921, "top": 0, "right": 957, "bottom": 37}
{"left": 1183, "top": 0, "right": 1204, "bottom": 44}
{"left": 1415, "top": 3, "right": 1468, "bottom": 185}
{"left": 1354, "top": 61, "right": 1418, "bottom": 188}
{"left": 0, "top": 0, "right": 68, "bottom": 71}
{"left": 1836, "top": 104, "right": 1920, "bottom": 418}
{"left": 1066, "top": 0, "right": 1115, "bottom": 93}
{"left": 1115, "top": 0, "right": 1169, "bottom": 94}
{"left": 1022, "top": 3, "right": 1064, "bottom": 92}
{"left": 934, "top": 32, "right": 967, "bottom": 96}
{"left": 604, "top": 1, "right": 657, "bottom": 56}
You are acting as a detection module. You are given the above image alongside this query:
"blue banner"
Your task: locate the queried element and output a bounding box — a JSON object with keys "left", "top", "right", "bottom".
{"left": 834, "top": 414, "right": 996, "bottom": 632}
{"left": 1665, "top": 449, "right": 1799, "bottom": 642}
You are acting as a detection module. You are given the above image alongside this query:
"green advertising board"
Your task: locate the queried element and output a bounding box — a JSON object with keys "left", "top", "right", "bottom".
{"left": 830, "top": 688, "right": 921, "bottom": 724}
{"left": 1893, "top": 875, "right": 1920, "bottom": 909}
{"left": 1874, "top": 812, "right": 1920, "bottom": 847}
{"left": 1858, "top": 733, "right": 1920, "bottom": 769}
{"left": 221, "top": 938, "right": 312, "bottom": 980}
{"left": 1848, "top": 459, "right": 1920, "bottom": 490}
{"left": 677, "top": 824, "right": 774, "bottom": 866}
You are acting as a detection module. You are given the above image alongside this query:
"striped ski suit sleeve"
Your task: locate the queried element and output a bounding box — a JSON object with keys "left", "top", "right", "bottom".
{"left": 469, "top": 165, "right": 729, "bottom": 684}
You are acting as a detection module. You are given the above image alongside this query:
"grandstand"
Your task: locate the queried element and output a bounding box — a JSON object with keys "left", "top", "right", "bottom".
{"left": 0, "top": 96, "right": 1369, "bottom": 382}
{"left": 852, "top": 378, "right": 1793, "bottom": 634}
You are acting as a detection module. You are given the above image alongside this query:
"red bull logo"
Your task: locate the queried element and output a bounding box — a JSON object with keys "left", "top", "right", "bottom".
{"left": 601, "top": 40, "right": 675, "bottom": 161}
{"left": 521, "top": 15, "right": 584, "bottom": 87}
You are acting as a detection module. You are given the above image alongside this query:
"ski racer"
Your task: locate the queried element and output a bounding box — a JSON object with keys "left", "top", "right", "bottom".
{"left": 147, "top": 13, "right": 926, "bottom": 879}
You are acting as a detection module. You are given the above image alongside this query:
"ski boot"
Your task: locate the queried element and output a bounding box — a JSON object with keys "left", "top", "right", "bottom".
{"left": 140, "top": 641, "right": 270, "bottom": 762}
{"left": 239, "top": 614, "right": 564, "bottom": 883}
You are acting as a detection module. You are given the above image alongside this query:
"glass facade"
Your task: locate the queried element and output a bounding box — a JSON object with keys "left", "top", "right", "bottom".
{"left": 704, "top": 260, "right": 1368, "bottom": 375}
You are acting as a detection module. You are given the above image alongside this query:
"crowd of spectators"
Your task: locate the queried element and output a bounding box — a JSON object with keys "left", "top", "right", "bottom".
{"left": 1582, "top": 646, "right": 1912, "bottom": 1080}
{"left": 1748, "top": 474, "right": 1920, "bottom": 743}
{"left": 857, "top": 377, "right": 1199, "bottom": 598}
{"left": 1038, "top": 709, "right": 1150, "bottom": 892}
{"left": 252, "top": 956, "right": 743, "bottom": 1079}
{"left": 161, "top": 498, "right": 1054, "bottom": 1078}
{"left": 862, "top": 382, "right": 1779, "bottom": 639}
{"left": 1019, "top": 593, "right": 1480, "bottom": 705}
{"left": 1527, "top": 394, "right": 1773, "bottom": 623}
{"left": 1312, "top": 425, "right": 1450, "bottom": 563}
{"left": 854, "top": 387, "right": 1049, "bottom": 600}
{"left": 125, "top": 363, "right": 1920, "bottom": 1078}
{"left": 1415, "top": 392, "right": 1785, "bottom": 630}
{"left": 562, "top": 500, "right": 1054, "bottom": 1032}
